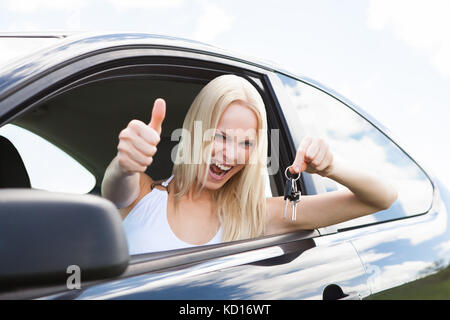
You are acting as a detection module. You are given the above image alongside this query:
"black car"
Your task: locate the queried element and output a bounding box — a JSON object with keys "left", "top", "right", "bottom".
{"left": 0, "top": 32, "right": 449, "bottom": 300}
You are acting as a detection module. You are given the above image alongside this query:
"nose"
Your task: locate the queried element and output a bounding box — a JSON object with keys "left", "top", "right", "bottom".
{"left": 221, "top": 140, "right": 246, "bottom": 165}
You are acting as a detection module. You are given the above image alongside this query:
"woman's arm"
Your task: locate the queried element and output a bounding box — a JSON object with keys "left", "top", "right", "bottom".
{"left": 101, "top": 155, "right": 142, "bottom": 208}
{"left": 102, "top": 157, "right": 154, "bottom": 219}
{"left": 101, "top": 98, "right": 166, "bottom": 213}
{"left": 325, "top": 160, "right": 398, "bottom": 210}
{"left": 265, "top": 137, "right": 398, "bottom": 234}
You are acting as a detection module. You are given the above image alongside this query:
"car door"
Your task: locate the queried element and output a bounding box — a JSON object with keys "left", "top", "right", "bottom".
{"left": 0, "top": 34, "right": 370, "bottom": 300}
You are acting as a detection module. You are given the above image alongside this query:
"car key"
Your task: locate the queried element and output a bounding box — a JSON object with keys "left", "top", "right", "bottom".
{"left": 290, "top": 179, "right": 301, "bottom": 221}
{"left": 284, "top": 166, "right": 301, "bottom": 221}
{"left": 283, "top": 178, "right": 292, "bottom": 219}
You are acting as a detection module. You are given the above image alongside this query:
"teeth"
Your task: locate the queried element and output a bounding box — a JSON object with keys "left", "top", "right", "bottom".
{"left": 213, "top": 161, "right": 232, "bottom": 171}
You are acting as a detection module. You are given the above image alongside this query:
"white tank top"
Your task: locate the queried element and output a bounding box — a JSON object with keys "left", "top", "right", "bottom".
{"left": 123, "top": 175, "right": 222, "bottom": 255}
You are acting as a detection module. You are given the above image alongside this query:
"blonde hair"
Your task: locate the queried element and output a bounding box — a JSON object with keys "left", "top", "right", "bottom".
{"left": 172, "top": 74, "right": 268, "bottom": 242}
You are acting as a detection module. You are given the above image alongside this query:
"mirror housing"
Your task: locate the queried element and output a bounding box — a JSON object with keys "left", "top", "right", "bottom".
{"left": 0, "top": 189, "right": 129, "bottom": 289}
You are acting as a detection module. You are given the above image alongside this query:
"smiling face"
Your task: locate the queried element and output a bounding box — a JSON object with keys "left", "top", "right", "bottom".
{"left": 199, "top": 100, "right": 258, "bottom": 191}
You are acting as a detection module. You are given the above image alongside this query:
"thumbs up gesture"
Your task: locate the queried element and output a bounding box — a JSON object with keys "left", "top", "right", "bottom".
{"left": 117, "top": 98, "right": 166, "bottom": 174}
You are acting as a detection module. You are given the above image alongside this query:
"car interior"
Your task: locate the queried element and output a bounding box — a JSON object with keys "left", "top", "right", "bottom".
{"left": 0, "top": 135, "right": 31, "bottom": 188}
{"left": 10, "top": 76, "right": 205, "bottom": 193}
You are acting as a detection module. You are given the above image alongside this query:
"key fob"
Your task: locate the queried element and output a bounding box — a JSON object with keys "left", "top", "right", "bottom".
{"left": 284, "top": 178, "right": 293, "bottom": 200}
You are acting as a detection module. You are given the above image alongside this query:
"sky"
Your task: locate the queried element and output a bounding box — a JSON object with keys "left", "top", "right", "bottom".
{"left": 0, "top": 0, "right": 449, "bottom": 186}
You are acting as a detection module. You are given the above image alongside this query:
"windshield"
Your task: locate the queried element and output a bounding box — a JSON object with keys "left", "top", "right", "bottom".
{"left": 0, "top": 37, "right": 62, "bottom": 70}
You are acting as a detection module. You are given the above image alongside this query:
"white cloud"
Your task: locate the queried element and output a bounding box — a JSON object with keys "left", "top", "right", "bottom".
{"left": 107, "top": 0, "right": 184, "bottom": 10}
{"left": 370, "top": 260, "right": 434, "bottom": 293}
{"left": 5, "top": 0, "right": 88, "bottom": 30}
{"left": 367, "top": 0, "right": 450, "bottom": 77}
{"left": 6, "top": 0, "right": 89, "bottom": 12}
{"left": 434, "top": 240, "right": 450, "bottom": 258}
{"left": 6, "top": 0, "right": 183, "bottom": 12}
{"left": 192, "top": 2, "right": 235, "bottom": 43}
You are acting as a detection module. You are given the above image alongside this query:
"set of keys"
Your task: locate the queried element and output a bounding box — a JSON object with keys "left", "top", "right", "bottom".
{"left": 283, "top": 166, "right": 301, "bottom": 221}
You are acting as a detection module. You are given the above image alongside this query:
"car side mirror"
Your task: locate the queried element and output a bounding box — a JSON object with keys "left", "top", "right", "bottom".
{"left": 0, "top": 189, "right": 129, "bottom": 289}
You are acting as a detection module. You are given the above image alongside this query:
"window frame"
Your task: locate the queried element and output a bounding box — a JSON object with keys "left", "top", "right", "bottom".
{"left": 0, "top": 46, "right": 322, "bottom": 280}
{"left": 270, "top": 71, "right": 436, "bottom": 235}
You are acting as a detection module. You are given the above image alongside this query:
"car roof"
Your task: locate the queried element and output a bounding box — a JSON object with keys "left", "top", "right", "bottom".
{"left": 0, "top": 31, "right": 282, "bottom": 68}
{"left": 0, "top": 31, "right": 285, "bottom": 93}
{"left": 0, "top": 31, "right": 392, "bottom": 137}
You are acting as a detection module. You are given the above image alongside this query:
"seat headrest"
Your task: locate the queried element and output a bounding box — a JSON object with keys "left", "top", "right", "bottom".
{"left": 0, "top": 136, "right": 31, "bottom": 188}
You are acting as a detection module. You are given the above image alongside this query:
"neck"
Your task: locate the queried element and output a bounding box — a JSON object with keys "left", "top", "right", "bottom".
{"left": 188, "top": 179, "right": 214, "bottom": 202}
{"left": 168, "top": 176, "right": 214, "bottom": 203}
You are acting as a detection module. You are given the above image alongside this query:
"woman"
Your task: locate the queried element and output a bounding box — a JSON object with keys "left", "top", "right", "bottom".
{"left": 101, "top": 74, "right": 397, "bottom": 255}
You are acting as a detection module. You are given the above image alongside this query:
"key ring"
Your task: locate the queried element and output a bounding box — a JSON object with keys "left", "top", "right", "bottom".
{"left": 285, "top": 166, "right": 300, "bottom": 182}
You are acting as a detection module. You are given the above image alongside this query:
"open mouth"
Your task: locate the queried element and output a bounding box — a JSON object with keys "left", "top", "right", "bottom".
{"left": 208, "top": 161, "right": 233, "bottom": 181}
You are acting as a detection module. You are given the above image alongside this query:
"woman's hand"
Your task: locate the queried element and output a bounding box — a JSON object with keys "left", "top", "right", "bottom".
{"left": 289, "top": 136, "right": 334, "bottom": 177}
{"left": 117, "top": 98, "right": 166, "bottom": 174}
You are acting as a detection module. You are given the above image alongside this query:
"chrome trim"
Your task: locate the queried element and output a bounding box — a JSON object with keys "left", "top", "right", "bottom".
{"left": 0, "top": 33, "right": 70, "bottom": 39}
{"left": 47, "top": 246, "right": 284, "bottom": 300}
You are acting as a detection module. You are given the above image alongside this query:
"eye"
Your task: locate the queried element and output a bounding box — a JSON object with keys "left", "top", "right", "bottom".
{"left": 240, "top": 140, "right": 254, "bottom": 148}
{"left": 214, "top": 133, "right": 225, "bottom": 141}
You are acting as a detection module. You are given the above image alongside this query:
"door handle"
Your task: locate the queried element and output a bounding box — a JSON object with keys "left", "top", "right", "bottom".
{"left": 323, "top": 284, "right": 362, "bottom": 300}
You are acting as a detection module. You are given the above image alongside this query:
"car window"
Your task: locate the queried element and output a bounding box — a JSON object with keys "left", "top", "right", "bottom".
{"left": 1, "top": 62, "right": 285, "bottom": 260}
{"left": 2, "top": 74, "right": 275, "bottom": 200}
{"left": 0, "top": 123, "right": 96, "bottom": 193}
{"left": 277, "top": 73, "right": 433, "bottom": 230}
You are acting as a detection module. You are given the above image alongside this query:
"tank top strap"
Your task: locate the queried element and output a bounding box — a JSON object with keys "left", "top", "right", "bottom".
{"left": 150, "top": 175, "right": 174, "bottom": 192}
{"left": 162, "top": 175, "right": 174, "bottom": 187}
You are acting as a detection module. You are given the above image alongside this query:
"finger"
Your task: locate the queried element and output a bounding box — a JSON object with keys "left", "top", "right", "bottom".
{"left": 290, "top": 156, "right": 308, "bottom": 174}
{"left": 124, "top": 120, "right": 159, "bottom": 146}
{"left": 128, "top": 133, "right": 157, "bottom": 157}
{"left": 290, "top": 136, "right": 312, "bottom": 173}
{"left": 138, "top": 126, "right": 161, "bottom": 146}
{"left": 310, "top": 143, "right": 327, "bottom": 168}
{"left": 117, "top": 151, "right": 148, "bottom": 172}
{"left": 118, "top": 142, "right": 153, "bottom": 167}
{"left": 298, "top": 136, "right": 313, "bottom": 156}
{"left": 305, "top": 138, "right": 321, "bottom": 162}
{"left": 316, "top": 151, "right": 333, "bottom": 172}
{"left": 148, "top": 98, "right": 166, "bottom": 135}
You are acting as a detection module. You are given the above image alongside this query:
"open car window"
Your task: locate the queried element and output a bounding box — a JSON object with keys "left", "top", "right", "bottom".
{"left": 5, "top": 74, "right": 276, "bottom": 196}
{"left": 1, "top": 61, "right": 309, "bottom": 261}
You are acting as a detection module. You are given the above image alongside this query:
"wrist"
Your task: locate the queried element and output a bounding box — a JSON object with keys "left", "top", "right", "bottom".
{"left": 113, "top": 155, "right": 139, "bottom": 178}
{"left": 319, "top": 160, "right": 338, "bottom": 178}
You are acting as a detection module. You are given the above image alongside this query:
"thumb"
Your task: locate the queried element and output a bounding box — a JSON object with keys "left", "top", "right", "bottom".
{"left": 148, "top": 98, "right": 166, "bottom": 135}
{"left": 290, "top": 150, "right": 308, "bottom": 174}
{"left": 290, "top": 136, "right": 313, "bottom": 174}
